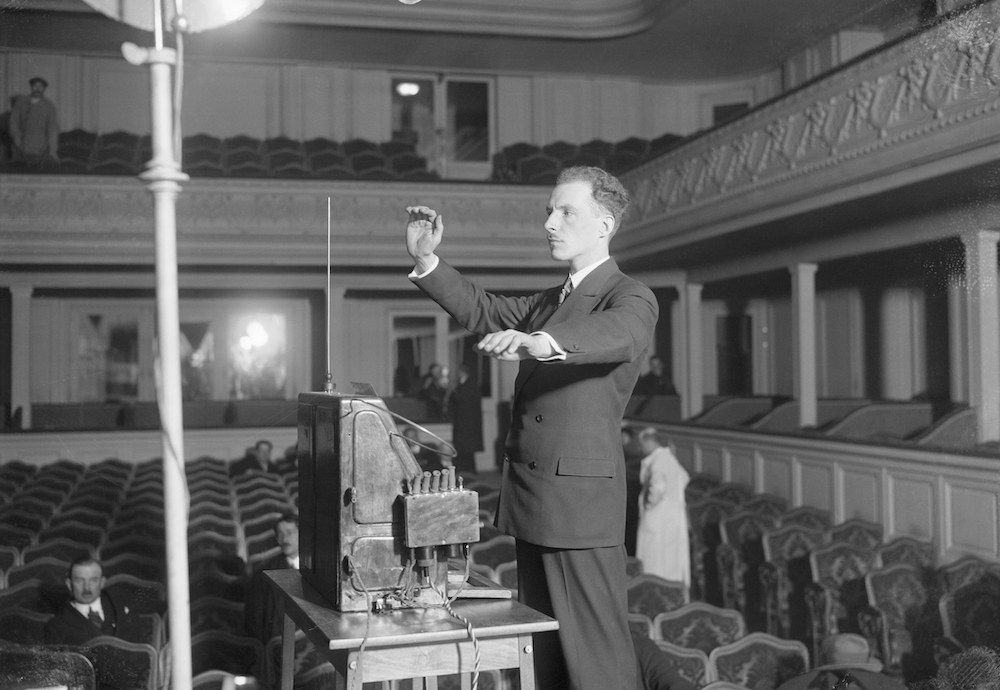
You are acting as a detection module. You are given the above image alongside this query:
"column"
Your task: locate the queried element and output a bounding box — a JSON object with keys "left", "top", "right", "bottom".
{"left": 790, "top": 263, "right": 818, "bottom": 428}
{"left": 947, "top": 275, "right": 968, "bottom": 403}
{"left": 10, "top": 285, "right": 32, "bottom": 429}
{"left": 326, "top": 287, "right": 347, "bottom": 389}
{"left": 880, "top": 287, "right": 920, "bottom": 400}
{"left": 680, "top": 283, "right": 704, "bottom": 419}
{"left": 435, "top": 313, "right": 450, "bottom": 375}
{"left": 961, "top": 230, "right": 1000, "bottom": 443}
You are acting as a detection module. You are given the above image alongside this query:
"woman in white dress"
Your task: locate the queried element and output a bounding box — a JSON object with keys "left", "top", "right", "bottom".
{"left": 635, "top": 427, "right": 690, "bottom": 585}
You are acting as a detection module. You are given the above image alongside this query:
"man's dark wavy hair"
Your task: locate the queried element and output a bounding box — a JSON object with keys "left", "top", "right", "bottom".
{"left": 556, "top": 166, "right": 630, "bottom": 234}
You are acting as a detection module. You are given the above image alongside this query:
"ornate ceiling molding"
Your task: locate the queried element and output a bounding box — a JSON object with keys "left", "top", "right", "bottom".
{"left": 617, "top": 1, "right": 1000, "bottom": 256}
{"left": 40, "top": 0, "right": 677, "bottom": 39}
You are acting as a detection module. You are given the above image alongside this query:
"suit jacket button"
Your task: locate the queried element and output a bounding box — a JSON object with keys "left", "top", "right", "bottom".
{"left": 529, "top": 461, "right": 537, "bottom": 469}
{"left": 535, "top": 414, "right": 543, "bottom": 423}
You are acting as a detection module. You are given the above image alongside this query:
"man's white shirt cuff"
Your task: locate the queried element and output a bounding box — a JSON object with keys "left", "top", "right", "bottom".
{"left": 409, "top": 255, "right": 440, "bottom": 279}
{"left": 532, "top": 331, "right": 567, "bottom": 361}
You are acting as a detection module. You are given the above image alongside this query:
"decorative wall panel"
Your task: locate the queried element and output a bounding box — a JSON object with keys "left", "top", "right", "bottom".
{"left": 841, "top": 463, "right": 881, "bottom": 523}
{"left": 889, "top": 472, "right": 936, "bottom": 541}
{"left": 649, "top": 422, "right": 1000, "bottom": 565}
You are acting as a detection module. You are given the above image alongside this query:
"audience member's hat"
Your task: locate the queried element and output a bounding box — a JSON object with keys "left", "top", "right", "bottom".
{"left": 817, "top": 634, "right": 883, "bottom": 672}
{"left": 29, "top": 76, "right": 48, "bottom": 88}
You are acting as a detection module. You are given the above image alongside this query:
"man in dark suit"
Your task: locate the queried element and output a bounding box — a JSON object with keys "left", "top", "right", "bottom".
{"left": 406, "top": 165, "right": 658, "bottom": 690}
{"left": 44, "top": 555, "right": 142, "bottom": 646}
{"left": 229, "top": 439, "right": 278, "bottom": 477}
{"left": 634, "top": 355, "right": 677, "bottom": 396}
{"left": 245, "top": 512, "right": 299, "bottom": 643}
{"left": 448, "top": 364, "right": 483, "bottom": 474}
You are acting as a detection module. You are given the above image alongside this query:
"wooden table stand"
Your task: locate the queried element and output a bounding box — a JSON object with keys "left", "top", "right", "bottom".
{"left": 265, "top": 569, "right": 558, "bottom": 690}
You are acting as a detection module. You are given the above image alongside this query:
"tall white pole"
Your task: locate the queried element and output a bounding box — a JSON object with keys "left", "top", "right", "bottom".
{"left": 124, "top": 37, "right": 193, "bottom": 690}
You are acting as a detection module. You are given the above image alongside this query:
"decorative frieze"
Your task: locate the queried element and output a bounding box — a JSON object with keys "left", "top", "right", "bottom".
{"left": 0, "top": 176, "right": 551, "bottom": 268}
{"left": 620, "top": 2, "right": 1000, "bottom": 234}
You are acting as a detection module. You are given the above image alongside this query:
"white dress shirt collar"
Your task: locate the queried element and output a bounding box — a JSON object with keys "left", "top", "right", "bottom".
{"left": 568, "top": 255, "right": 610, "bottom": 288}
{"left": 73, "top": 599, "right": 104, "bottom": 620}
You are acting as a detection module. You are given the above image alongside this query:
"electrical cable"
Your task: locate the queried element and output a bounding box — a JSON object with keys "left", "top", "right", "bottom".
{"left": 346, "top": 554, "right": 373, "bottom": 690}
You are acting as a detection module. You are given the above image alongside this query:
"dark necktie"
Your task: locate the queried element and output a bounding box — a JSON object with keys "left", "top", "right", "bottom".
{"left": 88, "top": 608, "right": 103, "bottom": 626}
{"left": 558, "top": 276, "right": 573, "bottom": 305}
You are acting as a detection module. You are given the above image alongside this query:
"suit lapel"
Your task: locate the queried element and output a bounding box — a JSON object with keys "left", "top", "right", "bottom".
{"left": 512, "top": 258, "right": 622, "bottom": 400}
{"left": 545, "top": 258, "right": 620, "bottom": 328}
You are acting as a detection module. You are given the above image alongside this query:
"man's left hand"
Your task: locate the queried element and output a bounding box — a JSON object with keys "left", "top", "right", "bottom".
{"left": 476, "top": 330, "right": 554, "bottom": 361}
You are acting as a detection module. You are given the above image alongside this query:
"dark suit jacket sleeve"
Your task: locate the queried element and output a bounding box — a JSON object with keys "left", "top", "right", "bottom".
{"left": 542, "top": 276, "right": 657, "bottom": 365}
{"left": 412, "top": 258, "right": 550, "bottom": 335}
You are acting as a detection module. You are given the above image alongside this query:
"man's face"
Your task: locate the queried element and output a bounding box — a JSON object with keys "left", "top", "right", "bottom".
{"left": 275, "top": 520, "right": 299, "bottom": 559}
{"left": 254, "top": 442, "right": 272, "bottom": 465}
{"left": 545, "top": 180, "right": 611, "bottom": 271}
{"left": 67, "top": 562, "right": 105, "bottom": 605}
{"left": 30, "top": 81, "right": 45, "bottom": 98}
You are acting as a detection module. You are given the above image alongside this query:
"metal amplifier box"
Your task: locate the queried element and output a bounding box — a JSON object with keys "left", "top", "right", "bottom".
{"left": 297, "top": 388, "right": 480, "bottom": 612}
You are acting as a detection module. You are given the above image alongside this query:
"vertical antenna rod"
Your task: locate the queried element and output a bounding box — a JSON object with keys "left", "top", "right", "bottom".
{"left": 325, "top": 196, "right": 334, "bottom": 392}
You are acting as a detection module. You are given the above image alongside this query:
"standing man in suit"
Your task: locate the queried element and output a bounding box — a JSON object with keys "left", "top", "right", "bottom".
{"left": 449, "top": 364, "right": 483, "bottom": 474}
{"left": 405, "top": 166, "right": 658, "bottom": 690}
{"left": 44, "top": 555, "right": 142, "bottom": 645}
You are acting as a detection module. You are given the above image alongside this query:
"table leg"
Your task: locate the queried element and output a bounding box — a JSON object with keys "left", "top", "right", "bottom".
{"left": 280, "top": 608, "right": 295, "bottom": 690}
{"left": 518, "top": 634, "right": 535, "bottom": 690}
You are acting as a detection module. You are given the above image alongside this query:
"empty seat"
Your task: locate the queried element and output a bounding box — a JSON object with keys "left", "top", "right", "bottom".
{"left": 342, "top": 138, "right": 379, "bottom": 157}
{"left": 541, "top": 140, "right": 579, "bottom": 161}
{"left": 50, "top": 507, "right": 112, "bottom": 531}
{"left": 83, "top": 636, "right": 159, "bottom": 690}
{"left": 627, "top": 574, "right": 690, "bottom": 620}
{"left": 0, "top": 607, "right": 52, "bottom": 645}
{"left": 779, "top": 506, "right": 831, "bottom": 531}
{"left": 826, "top": 518, "right": 883, "bottom": 550}
{"left": 22, "top": 538, "right": 93, "bottom": 565}
{"left": 708, "top": 632, "right": 809, "bottom": 689}
{"left": 191, "top": 630, "right": 264, "bottom": 677}
{"left": 516, "top": 153, "right": 560, "bottom": 185}
{"left": 191, "top": 596, "right": 246, "bottom": 636}
{"left": 39, "top": 521, "right": 105, "bottom": 550}
{"left": 614, "top": 136, "right": 650, "bottom": 157}
{"left": 7, "top": 556, "right": 71, "bottom": 590}
{"left": 653, "top": 602, "right": 746, "bottom": 653}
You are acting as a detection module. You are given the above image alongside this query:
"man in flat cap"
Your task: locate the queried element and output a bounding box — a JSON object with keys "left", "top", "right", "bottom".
{"left": 10, "top": 76, "right": 60, "bottom": 163}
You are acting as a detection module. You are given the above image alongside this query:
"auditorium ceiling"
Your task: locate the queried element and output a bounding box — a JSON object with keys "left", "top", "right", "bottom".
{"left": 18, "top": 0, "right": 928, "bottom": 80}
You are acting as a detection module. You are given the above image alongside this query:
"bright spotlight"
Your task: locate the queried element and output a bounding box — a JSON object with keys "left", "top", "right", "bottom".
{"left": 246, "top": 321, "right": 269, "bottom": 347}
{"left": 396, "top": 82, "right": 421, "bottom": 96}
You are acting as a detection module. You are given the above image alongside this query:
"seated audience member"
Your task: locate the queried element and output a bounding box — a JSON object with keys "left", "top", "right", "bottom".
{"left": 419, "top": 363, "right": 449, "bottom": 419}
{"left": 776, "top": 633, "right": 907, "bottom": 690}
{"left": 44, "top": 555, "right": 144, "bottom": 645}
{"left": 229, "top": 439, "right": 278, "bottom": 477}
{"left": 245, "top": 513, "right": 299, "bottom": 642}
{"left": 633, "top": 355, "right": 677, "bottom": 396}
{"left": 274, "top": 443, "right": 298, "bottom": 478}
{"left": 635, "top": 427, "right": 690, "bottom": 585}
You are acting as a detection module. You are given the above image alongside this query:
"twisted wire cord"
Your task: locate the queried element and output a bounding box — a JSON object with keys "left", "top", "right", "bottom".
{"left": 431, "top": 558, "right": 481, "bottom": 690}
{"left": 346, "top": 555, "right": 373, "bottom": 690}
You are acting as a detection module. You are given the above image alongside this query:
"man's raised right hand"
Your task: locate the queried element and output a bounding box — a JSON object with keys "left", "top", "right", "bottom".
{"left": 406, "top": 205, "right": 444, "bottom": 275}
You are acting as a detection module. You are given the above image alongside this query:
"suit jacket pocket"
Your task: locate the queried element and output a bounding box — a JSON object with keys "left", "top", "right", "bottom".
{"left": 556, "top": 457, "right": 616, "bottom": 478}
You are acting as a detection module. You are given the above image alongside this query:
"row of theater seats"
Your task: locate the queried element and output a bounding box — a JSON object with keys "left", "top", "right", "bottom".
{"left": 1, "top": 130, "right": 441, "bottom": 181}
{"left": 490, "top": 133, "right": 684, "bottom": 184}
{"left": 682, "top": 475, "right": 1000, "bottom": 686}
{"left": 0, "top": 455, "right": 302, "bottom": 688}
{"left": 0, "top": 456, "right": 511, "bottom": 689}
{"left": 0, "top": 128, "right": 689, "bottom": 183}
